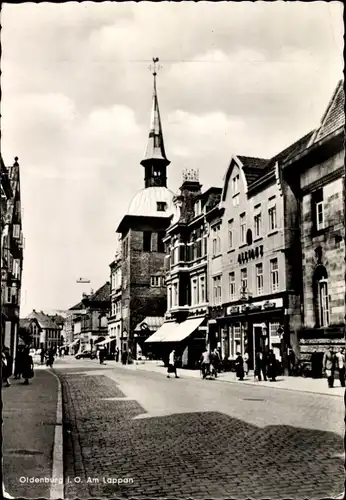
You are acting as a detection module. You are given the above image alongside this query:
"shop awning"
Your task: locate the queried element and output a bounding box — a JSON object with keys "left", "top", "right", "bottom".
{"left": 69, "top": 339, "right": 80, "bottom": 347}
{"left": 144, "top": 321, "right": 178, "bottom": 343}
{"left": 135, "top": 316, "right": 165, "bottom": 332}
{"left": 97, "top": 338, "right": 115, "bottom": 346}
{"left": 161, "top": 317, "right": 205, "bottom": 343}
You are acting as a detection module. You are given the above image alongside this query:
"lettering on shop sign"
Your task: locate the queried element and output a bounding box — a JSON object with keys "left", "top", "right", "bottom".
{"left": 263, "top": 301, "right": 276, "bottom": 309}
{"left": 227, "top": 306, "right": 240, "bottom": 315}
{"left": 238, "top": 245, "right": 264, "bottom": 264}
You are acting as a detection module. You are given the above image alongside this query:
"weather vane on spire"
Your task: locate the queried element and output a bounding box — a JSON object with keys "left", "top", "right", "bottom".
{"left": 149, "top": 57, "right": 161, "bottom": 77}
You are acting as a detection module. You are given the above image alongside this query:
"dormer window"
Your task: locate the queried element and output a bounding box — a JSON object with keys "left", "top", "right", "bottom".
{"left": 157, "top": 202, "right": 167, "bottom": 212}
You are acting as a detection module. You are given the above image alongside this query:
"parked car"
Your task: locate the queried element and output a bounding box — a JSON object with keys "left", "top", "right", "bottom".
{"left": 75, "top": 350, "right": 97, "bottom": 360}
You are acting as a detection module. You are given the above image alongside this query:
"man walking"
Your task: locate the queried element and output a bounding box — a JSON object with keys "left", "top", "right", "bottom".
{"left": 323, "top": 346, "right": 336, "bottom": 388}
{"left": 167, "top": 349, "right": 179, "bottom": 378}
{"left": 335, "top": 347, "right": 345, "bottom": 388}
{"left": 255, "top": 349, "right": 267, "bottom": 381}
{"left": 200, "top": 348, "right": 211, "bottom": 379}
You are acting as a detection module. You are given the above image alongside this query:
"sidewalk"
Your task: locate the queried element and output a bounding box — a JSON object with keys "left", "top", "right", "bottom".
{"left": 120, "top": 360, "right": 345, "bottom": 398}
{"left": 2, "top": 367, "right": 62, "bottom": 499}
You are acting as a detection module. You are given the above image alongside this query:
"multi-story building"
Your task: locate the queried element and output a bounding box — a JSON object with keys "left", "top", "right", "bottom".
{"left": 26, "top": 310, "right": 64, "bottom": 350}
{"left": 209, "top": 131, "right": 313, "bottom": 372}
{"left": 282, "top": 80, "right": 345, "bottom": 361}
{"left": 115, "top": 62, "right": 175, "bottom": 356}
{"left": 71, "top": 282, "right": 111, "bottom": 351}
{"left": 145, "top": 170, "right": 222, "bottom": 367}
{"left": 1, "top": 156, "right": 24, "bottom": 364}
{"left": 108, "top": 247, "right": 124, "bottom": 351}
{"left": 18, "top": 317, "right": 42, "bottom": 349}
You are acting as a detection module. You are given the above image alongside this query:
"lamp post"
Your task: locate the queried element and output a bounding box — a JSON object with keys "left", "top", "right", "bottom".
{"left": 239, "top": 285, "right": 253, "bottom": 377}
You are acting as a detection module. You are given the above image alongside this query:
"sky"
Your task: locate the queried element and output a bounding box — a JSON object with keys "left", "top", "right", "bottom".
{"left": 1, "top": 1, "right": 344, "bottom": 316}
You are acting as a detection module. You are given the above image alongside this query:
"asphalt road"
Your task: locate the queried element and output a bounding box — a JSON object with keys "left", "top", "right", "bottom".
{"left": 54, "top": 356, "right": 345, "bottom": 500}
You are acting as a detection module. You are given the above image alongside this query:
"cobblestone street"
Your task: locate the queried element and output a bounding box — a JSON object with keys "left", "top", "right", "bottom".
{"left": 55, "top": 357, "right": 344, "bottom": 500}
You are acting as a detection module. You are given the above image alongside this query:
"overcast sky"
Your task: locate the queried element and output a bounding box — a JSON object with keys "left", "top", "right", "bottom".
{"left": 2, "top": 1, "right": 343, "bottom": 316}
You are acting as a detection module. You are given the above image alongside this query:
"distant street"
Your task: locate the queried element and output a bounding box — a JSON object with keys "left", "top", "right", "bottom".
{"left": 54, "top": 356, "right": 344, "bottom": 500}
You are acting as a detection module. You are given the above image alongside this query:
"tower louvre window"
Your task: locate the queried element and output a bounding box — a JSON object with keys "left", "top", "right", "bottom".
{"left": 157, "top": 202, "right": 167, "bottom": 212}
{"left": 143, "top": 231, "right": 152, "bottom": 252}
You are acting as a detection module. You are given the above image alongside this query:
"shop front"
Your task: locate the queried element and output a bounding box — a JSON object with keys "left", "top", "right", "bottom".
{"left": 220, "top": 298, "right": 286, "bottom": 371}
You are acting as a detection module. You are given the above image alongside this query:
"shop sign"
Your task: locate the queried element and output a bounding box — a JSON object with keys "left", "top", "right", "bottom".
{"left": 238, "top": 245, "right": 264, "bottom": 265}
{"left": 247, "top": 304, "right": 262, "bottom": 312}
{"left": 226, "top": 306, "right": 239, "bottom": 315}
{"left": 263, "top": 301, "right": 276, "bottom": 309}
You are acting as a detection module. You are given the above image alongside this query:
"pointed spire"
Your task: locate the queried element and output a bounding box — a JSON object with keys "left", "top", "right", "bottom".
{"left": 141, "top": 57, "right": 170, "bottom": 167}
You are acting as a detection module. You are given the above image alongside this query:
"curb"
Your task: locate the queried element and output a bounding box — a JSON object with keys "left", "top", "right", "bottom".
{"left": 49, "top": 369, "right": 64, "bottom": 500}
{"left": 129, "top": 364, "right": 345, "bottom": 398}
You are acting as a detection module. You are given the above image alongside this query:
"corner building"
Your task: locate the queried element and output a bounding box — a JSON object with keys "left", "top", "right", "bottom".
{"left": 115, "top": 66, "right": 175, "bottom": 355}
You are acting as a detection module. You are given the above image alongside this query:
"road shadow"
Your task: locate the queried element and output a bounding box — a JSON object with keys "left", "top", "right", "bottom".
{"left": 59, "top": 371, "right": 344, "bottom": 500}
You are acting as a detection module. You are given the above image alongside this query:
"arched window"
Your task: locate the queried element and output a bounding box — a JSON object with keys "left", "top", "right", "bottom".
{"left": 314, "top": 266, "right": 329, "bottom": 327}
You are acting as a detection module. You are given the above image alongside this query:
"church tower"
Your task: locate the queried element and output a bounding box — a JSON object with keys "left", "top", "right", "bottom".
{"left": 141, "top": 57, "right": 170, "bottom": 188}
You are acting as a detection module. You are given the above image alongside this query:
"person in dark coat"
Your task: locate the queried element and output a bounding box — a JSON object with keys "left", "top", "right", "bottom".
{"left": 14, "top": 346, "right": 24, "bottom": 379}
{"left": 121, "top": 350, "right": 128, "bottom": 365}
{"left": 21, "top": 347, "right": 34, "bottom": 385}
{"left": 46, "top": 348, "right": 55, "bottom": 368}
{"left": 2, "top": 347, "right": 12, "bottom": 387}
{"left": 234, "top": 352, "right": 245, "bottom": 381}
{"left": 323, "top": 347, "right": 336, "bottom": 388}
{"left": 115, "top": 347, "right": 120, "bottom": 362}
{"left": 40, "top": 348, "right": 46, "bottom": 365}
{"left": 99, "top": 347, "right": 105, "bottom": 364}
{"left": 288, "top": 348, "right": 296, "bottom": 376}
{"left": 310, "top": 348, "right": 321, "bottom": 379}
{"left": 267, "top": 350, "right": 277, "bottom": 381}
{"left": 255, "top": 350, "right": 267, "bottom": 381}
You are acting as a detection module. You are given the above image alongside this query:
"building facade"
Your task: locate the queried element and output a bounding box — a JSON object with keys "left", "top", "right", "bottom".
{"left": 1, "top": 156, "right": 24, "bottom": 364}
{"left": 26, "top": 310, "right": 64, "bottom": 350}
{"left": 283, "top": 80, "right": 345, "bottom": 361}
{"left": 114, "top": 63, "right": 175, "bottom": 355}
{"left": 108, "top": 248, "right": 124, "bottom": 351}
{"left": 145, "top": 170, "right": 222, "bottom": 367}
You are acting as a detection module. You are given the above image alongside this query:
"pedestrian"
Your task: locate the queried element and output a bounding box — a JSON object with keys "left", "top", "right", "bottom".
{"left": 40, "top": 348, "right": 46, "bottom": 366}
{"left": 2, "top": 348, "right": 11, "bottom": 387}
{"left": 99, "top": 347, "right": 105, "bottom": 364}
{"left": 14, "top": 346, "right": 24, "bottom": 379}
{"left": 115, "top": 347, "right": 120, "bottom": 363}
{"left": 21, "top": 347, "right": 34, "bottom": 385}
{"left": 255, "top": 349, "right": 267, "bottom": 381}
{"left": 243, "top": 349, "right": 249, "bottom": 377}
{"left": 288, "top": 348, "right": 296, "bottom": 376}
{"left": 323, "top": 346, "right": 336, "bottom": 388}
{"left": 267, "top": 349, "right": 277, "bottom": 381}
{"left": 234, "top": 351, "right": 245, "bottom": 381}
{"left": 200, "top": 348, "right": 211, "bottom": 379}
{"left": 310, "top": 348, "right": 321, "bottom": 378}
{"left": 46, "top": 348, "right": 55, "bottom": 368}
{"left": 335, "top": 347, "right": 345, "bottom": 388}
{"left": 121, "top": 350, "right": 128, "bottom": 365}
{"left": 210, "top": 348, "right": 220, "bottom": 376}
{"left": 167, "top": 349, "right": 179, "bottom": 378}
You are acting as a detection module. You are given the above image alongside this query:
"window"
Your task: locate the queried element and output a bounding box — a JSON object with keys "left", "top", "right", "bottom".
{"left": 232, "top": 174, "right": 239, "bottom": 194}
{"left": 167, "top": 286, "right": 172, "bottom": 310}
{"left": 256, "top": 263, "right": 263, "bottom": 295}
{"left": 254, "top": 213, "right": 262, "bottom": 238}
{"left": 319, "top": 280, "right": 329, "bottom": 326}
{"left": 240, "top": 268, "right": 247, "bottom": 296}
{"left": 212, "top": 275, "right": 222, "bottom": 305}
{"left": 123, "top": 238, "right": 128, "bottom": 259}
{"left": 195, "top": 200, "right": 202, "bottom": 216}
{"left": 316, "top": 201, "right": 324, "bottom": 231}
{"left": 212, "top": 226, "right": 221, "bottom": 256}
{"left": 13, "top": 224, "right": 20, "bottom": 239}
{"left": 240, "top": 214, "right": 246, "bottom": 244}
{"left": 191, "top": 278, "right": 198, "bottom": 305}
{"left": 229, "top": 272, "right": 235, "bottom": 301}
{"left": 157, "top": 202, "right": 167, "bottom": 212}
{"left": 268, "top": 206, "right": 277, "bottom": 232}
{"left": 150, "top": 276, "right": 162, "bottom": 287}
{"left": 228, "top": 220, "right": 234, "bottom": 249}
{"left": 202, "top": 233, "right": 208, "bottom": 256}
{"left": 270, "top": 258, "right": 279, "bottom": 292}
{"left": 157, "top": 231, "right": 165, "bottom": 253}
{"left": 6, "top": 287, "right": 11, "bottom": 303}
{"left": 172, "top": 282, "right": 179, "bottom": 307}
{"left": 143, "top": 231, "right": 152, "bottom": 252}
{"left": 200, "top": 276, "right": 206, "bottom": 304}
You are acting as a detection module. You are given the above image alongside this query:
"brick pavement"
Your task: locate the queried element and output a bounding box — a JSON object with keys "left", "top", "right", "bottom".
{"left": 56, "top": 366, "right": 345, "bottom": 500}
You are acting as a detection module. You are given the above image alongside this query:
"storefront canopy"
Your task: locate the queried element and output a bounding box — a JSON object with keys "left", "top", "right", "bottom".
{"left": 97, "top": 338, "right": 115, "bottom": 346}
{"left": 144, "top": 321, "right": 178, "bottom": 343}
{"left": 145, "top": 317, "right": 205, "bottom": 343}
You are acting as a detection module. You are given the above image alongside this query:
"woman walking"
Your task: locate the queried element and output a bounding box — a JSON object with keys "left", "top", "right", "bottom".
{"left": 21, "top": 347, "right": 34, "bottom": 385}
{"left": 234, "top": 351, "right": 245, "bottom": 381}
